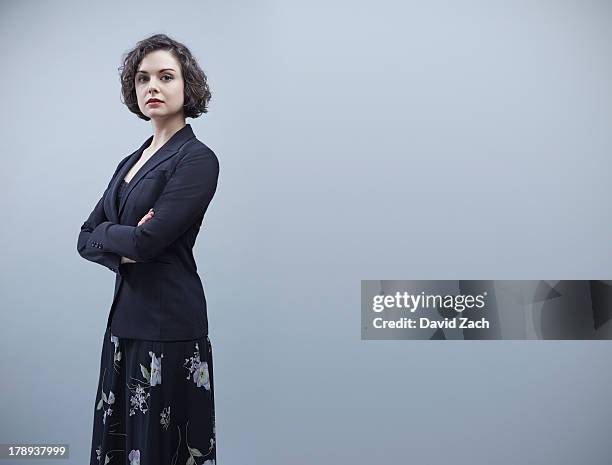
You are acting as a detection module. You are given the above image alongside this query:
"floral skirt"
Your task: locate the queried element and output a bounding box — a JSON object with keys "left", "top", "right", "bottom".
{"left": 90, "top": 327, "right": 216, "bottom": 465}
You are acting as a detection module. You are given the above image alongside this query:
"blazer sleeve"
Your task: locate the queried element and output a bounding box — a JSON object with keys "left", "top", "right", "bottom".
{"left": 76, "top": 157, "right": 129, "bottom": 275}
{"left": 86, "top": 147, "right": 219, "bottom": 262}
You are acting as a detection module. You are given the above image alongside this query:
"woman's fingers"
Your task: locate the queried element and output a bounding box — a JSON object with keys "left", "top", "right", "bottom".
{"left": 137, "top": 209, "right": 155, "bottom": 226}
{"left": 138, "top": 216, "right": 152, "bottom": 226}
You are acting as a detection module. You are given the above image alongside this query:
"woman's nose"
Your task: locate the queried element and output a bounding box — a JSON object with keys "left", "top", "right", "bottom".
{"left": 147, "top": 77, "right": 161, "bottom": 91}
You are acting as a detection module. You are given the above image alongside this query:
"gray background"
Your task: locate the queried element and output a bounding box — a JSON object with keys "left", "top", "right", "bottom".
{"left": 1, "top": 0, "right": 611, "bottom": 464}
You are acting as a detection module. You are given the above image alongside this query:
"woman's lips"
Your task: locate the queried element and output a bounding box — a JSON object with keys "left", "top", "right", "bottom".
{"left": 147, "top": 100, "right": 163, "bottom": 105}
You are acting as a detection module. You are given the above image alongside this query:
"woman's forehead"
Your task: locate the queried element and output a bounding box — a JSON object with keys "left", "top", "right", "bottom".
{"left": 138, "top": 50, "right": 180, "bottom": 72}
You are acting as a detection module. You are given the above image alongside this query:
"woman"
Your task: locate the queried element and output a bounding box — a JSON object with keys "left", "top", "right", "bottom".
{"left": 77, "top": 34, "right": 219, "bottom": 465}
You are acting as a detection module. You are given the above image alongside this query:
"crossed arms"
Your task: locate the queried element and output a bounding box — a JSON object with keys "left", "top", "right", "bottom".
{"left": 77, "top": 148, "right": 219, "bottom": 273}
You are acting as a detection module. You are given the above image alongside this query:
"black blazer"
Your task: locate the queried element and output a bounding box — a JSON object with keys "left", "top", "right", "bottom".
{"left": 77, "top": 124, "right": 220, "bottom": 341}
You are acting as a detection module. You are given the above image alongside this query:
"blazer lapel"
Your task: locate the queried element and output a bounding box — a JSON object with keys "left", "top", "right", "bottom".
{"left": 117, "top": 124, "right": 196, "bottom": 218}
{"left": 105, "top": 139, "right": 151, "bottom": 223}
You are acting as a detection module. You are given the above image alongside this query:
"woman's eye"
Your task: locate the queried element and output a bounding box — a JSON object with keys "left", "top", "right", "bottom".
{"left": 162, "top": 75, "right": 173, "bottom": 81}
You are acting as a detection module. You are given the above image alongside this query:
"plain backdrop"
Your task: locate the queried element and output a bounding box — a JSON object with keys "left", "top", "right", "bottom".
{"left": 1, "top": 0, "right": 612, "bottom": 464}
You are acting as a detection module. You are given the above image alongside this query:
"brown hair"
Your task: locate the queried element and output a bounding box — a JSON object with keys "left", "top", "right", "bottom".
{"left": 118, "top": 33, "right": 211, "bottom": 121}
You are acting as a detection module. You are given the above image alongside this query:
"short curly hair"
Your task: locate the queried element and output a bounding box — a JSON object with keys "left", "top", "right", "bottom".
{"left": 118, "top": 33, "right": 211, "bottom": 121}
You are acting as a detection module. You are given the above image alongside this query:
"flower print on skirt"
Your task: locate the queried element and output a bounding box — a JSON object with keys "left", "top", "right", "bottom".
{"left": 90, "top": 327, "right": 216, "bottom": 465}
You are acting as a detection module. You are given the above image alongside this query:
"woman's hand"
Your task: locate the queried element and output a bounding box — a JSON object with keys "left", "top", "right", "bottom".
{"left": 138, "top": 208, "right": 155, "bottom": 227}
{"left": 120, "top": 209, "right": 155, "bottom": 264}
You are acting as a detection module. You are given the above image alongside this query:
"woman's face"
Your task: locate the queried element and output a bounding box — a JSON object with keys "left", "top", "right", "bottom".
{"left": 135, "top": 50, "right": 185, "bottom": 120}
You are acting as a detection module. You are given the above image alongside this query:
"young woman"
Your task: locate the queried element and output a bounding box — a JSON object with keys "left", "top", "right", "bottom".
{"left": 77, "top": 34, "right": 219, "bottom": 465}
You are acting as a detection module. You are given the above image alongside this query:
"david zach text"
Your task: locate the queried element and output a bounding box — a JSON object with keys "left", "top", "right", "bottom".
{"left": 373, "top": 317, "right": 490, "bottom": 329}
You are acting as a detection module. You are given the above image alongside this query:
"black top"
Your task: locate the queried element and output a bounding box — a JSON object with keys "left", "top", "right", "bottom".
{"left": 116, "top": 180, "right": 129, "bottom": 211}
